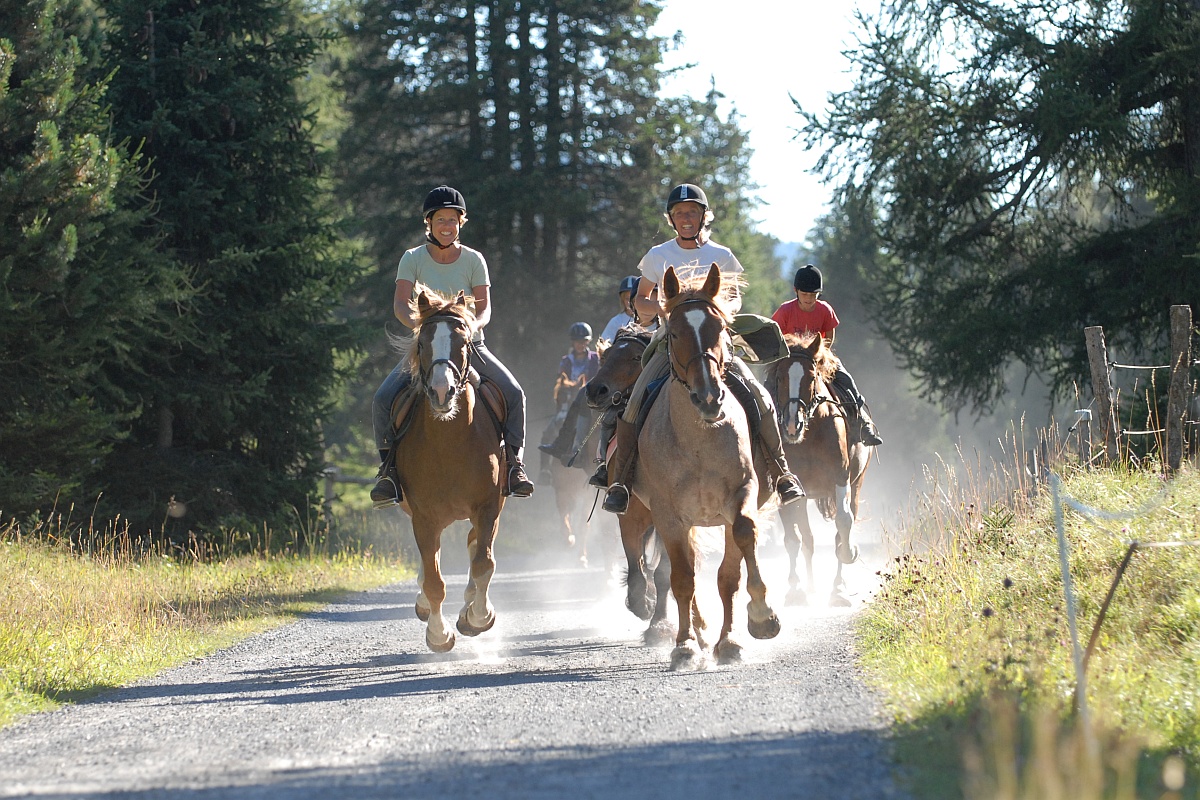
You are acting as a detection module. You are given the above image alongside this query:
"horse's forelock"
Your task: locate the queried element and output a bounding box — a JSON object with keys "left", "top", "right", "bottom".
{"left": 663, "top": 281, "right": 736, "bottom": 324}
{"left": 771, "top": 332, "right": 841, "bottom": 386}
{"left": 399, "top": 285, "right": 477, "bottom": 376}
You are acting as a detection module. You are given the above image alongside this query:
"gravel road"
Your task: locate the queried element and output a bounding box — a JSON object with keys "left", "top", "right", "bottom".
{"left": 0, "top": 528, "right": 908, "bottom": 799}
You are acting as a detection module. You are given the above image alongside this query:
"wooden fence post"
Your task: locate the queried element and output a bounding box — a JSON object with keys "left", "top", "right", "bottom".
{"left": 1085, "top": 326, "right": 1120, "bottom": 465}
{"left": 1167, "top": 305, "right": 1193, "bottom": 475}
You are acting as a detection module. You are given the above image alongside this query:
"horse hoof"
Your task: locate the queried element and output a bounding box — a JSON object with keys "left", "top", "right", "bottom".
{"left": 747, "top": 613, "right": 782, "bottom": 640}
{"left": 426, "top": 630, "right": 455, "bottom": 653}
{"left": 415, "top": 603, "right": 431, "bottom": 622}
{"left": 669, "top": 642, "right": 706, "bottom": 671}
{"left": 785, "top": 586, "right": 809, "bottom": 606}
{"left": 714, "top": 638, "right": 744, "bottom": 665}
{"left": 643, "top": 620, "right": 675, "bottom": 647}
{"left": 836, "top": 543, "right": 861, "bottom": 565}
{"left": 456, "top": 608, "right": 496, "bottom": 636}
{"left": 566, "top": 534, "right": 576, "bottom": 547}
{"left": 830, "top": 592, "right": 852, "bottom": 608}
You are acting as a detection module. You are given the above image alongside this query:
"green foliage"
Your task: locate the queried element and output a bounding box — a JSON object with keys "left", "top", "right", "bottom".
{"left": 96, "top": 0, "right": 368, "bottom": 533}
{"left": 864, "top": 457, "right": 1200, "bottom": 798}
{"left": 801, "top": 0, "right": 1200, "bottom": 414}
{"left": 0, "top": 0, "right": 193, "bottom": 519}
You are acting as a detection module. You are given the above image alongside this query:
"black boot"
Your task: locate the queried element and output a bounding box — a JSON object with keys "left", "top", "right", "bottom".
{"left": 588, "top": 461, "right": 608, "bottom": 489}
{"left": 858, "top": 405, "right": 883, "bottom": 446}
{"left": 601, "top": 418, "right": 637, "bottom": 515}
{"left": 505, "top": 446, "right": 535, "bottom": 497}
{"left": 775, "top": 473, "right": 805, "bottom": 506}
{"left": 370, "top": 448, "right": 402, "bottom": 508}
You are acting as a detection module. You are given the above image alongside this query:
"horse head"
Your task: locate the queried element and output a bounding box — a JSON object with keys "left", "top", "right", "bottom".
{"left": 662, "top": 263, "right": 734, "bottom": 421}
{"left": 585, "top": 324, "right": 651, "bottom": 410}
{"left": 770, "top": 333, "right": 839, "bottom": 444}
{"left": 409, "top": 287, "right": 477, "bottom": 419}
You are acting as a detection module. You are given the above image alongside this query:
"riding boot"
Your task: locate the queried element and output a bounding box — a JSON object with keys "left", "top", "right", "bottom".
{"left": 505, "top": 445, "right": 535, "bottom": 497}
{"left": 602, "top": 417, "right": 637, "bottom": 515}
{"left": 538, "top": 420, "right": 574, "bottom": 462}
{"left": 588, "top": 461, "right": 609, "bottom": 489}
{"left": 370, "top": 448, "right": 403, "bottom": 508}
{"left": 858, "top": 403, "right": 884, "bottom": 446}
{"left": 759, "top": 416, "right": 805, "bottom": 506}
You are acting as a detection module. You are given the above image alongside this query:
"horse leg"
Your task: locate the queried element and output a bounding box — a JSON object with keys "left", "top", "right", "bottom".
{"left": 834, "top": 483, "right": 860, "bottom": 564}
{"left": 619, "top": 500, "right": 654, "bottom": 622}
{"left": 830, "top": 560, "right": 851, "bottom": 608}
{"left": 646, "top": 532, "right": 677, "bottom": 647}
{"left": 714, "top": 524, "right": 745, "bottom": 664}
{"left": 661, "top": 524, "right": 703, "bottom": 670}
{"left": 458, "top": 505, "right": 500, "bottom": 636}
{"left": 799, "top": 505, "right": 816, "bottom": 596}
{"left": 780, "top": 505, "right": 808, "bottom": 606}
{"left": 413, "top": 521, "right": 454, "bottom": 652}
{"left": 555, "top": 476, "right": 575, "bottom": 548}
{"left": 732, "top": 511, "right": 781, "bottom": 642}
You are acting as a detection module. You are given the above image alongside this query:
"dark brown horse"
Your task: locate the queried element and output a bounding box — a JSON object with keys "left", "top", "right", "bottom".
{"left": 394, "top": 287, "right": 506, "bottom": 652}
{"left": 766, "top": 333, "right": 873, "bottom": 607}
{"left": 584, "top": 325, "right": 689, "bottom": 645}
{"left": 631, "top": 264, "right": 780, "bottom": 668}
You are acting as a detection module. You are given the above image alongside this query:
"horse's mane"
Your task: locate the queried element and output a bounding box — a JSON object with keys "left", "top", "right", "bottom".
{"left": 596, "top": 323, "right": 653, "bottom": 359}
{"left": 391, "top": 284, "right": 478, "bottom": 376}
{"left": 765, "top": 332, "right": 841, "bottom": 387}
{"left": 661, "top": 271, "right": 742, "bottom": 325}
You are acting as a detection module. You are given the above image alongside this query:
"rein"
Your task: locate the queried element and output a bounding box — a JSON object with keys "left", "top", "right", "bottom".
{"left": 777, "top": 350, "right": 844, "bottom": 431}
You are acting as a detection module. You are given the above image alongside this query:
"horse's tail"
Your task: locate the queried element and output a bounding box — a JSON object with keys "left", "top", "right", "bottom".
{"left": 816, "top": 497, "right": 837, "bottom": 520}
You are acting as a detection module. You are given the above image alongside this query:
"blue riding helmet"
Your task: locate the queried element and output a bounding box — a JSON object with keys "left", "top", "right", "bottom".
{"left": 569, "top": 321, "right": 592, "bottom": 341}
{"left": 618, "top": 275, "right": 640, "bottom": 296}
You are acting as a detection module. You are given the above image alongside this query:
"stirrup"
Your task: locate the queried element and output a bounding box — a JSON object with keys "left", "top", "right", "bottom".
{"left": 506, "top": 463, "right": 535, "bottom": 498}
{"left": 370, "top": 475, "right": 402, "bottom": 508}
{"left": 602, "top": 483, "right": 630, "bottom": 515}
{"left": 775, "top": 474, "right": 805, "bottom": 506}
{"left": 587, "top": 462, "right": 608, "bottom": 489}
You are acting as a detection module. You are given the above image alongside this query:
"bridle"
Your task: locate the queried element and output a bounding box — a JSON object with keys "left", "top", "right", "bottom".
{"left": 777, "top": 349, "right": 840, "bottom": 437}
{"left": 598, "top": 331, "right": 650, "bottom": 407}
{"left": 666, "top": 298, "right": 729, "bottom": 389}
{"left": 416, "top": 314, "right": 475, "bottom": 405}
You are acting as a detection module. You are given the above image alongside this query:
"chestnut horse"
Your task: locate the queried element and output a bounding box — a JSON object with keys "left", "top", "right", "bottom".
{"left": 584, "top": 325, "right": 693, "bottom": 645}
{"left": 631, "top": 264, "right": 780, "bottom": 669}
{"left": 765, "top": 334, "right": 873, "bottom": 607}
{"left": 393, "top": 287, "right": 506, "bottom": 652}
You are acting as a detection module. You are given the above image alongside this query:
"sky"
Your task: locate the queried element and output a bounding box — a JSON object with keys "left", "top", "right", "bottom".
{"left": 649, "top": 1, "right": 878, "bottom": 245}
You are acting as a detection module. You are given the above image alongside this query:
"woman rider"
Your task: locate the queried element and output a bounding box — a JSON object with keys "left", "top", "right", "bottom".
{"left": 602, "top": 183, "right": 805, "bottom": 514}
{"left": 370, "top": 186, "right": 535, "bottom": 506}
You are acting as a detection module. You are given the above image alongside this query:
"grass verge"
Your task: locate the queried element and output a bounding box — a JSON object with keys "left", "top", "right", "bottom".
{"left": 0, "top": 519, "right": 409, "bottom": 728}
{"left": 863, "top": 447, "right": 1199, "bottom": 799}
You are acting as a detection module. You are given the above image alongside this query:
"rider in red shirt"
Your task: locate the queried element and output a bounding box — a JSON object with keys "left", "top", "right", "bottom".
{"left": 771, "top": 264, "right": 883, "bottom": 447}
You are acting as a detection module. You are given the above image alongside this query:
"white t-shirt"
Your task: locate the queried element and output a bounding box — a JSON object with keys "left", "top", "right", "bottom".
{"left": 636, "top": 239, "right": 744, "bottom": 288}
{"left": 599, "top": 312, "right": 634, "bottom": 343}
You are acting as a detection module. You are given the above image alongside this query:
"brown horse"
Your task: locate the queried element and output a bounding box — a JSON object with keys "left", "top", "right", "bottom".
{"left": 631, "top": 264, "right": 780, "bottom": 668}
{"left": 393, "top": 287, "right": 506, "bottom": 652}
{"left": 766, "top": 334, "right": 873, "bottom": 607}
{"left": 584, "top": 325, "right": 690, "bottom": 645}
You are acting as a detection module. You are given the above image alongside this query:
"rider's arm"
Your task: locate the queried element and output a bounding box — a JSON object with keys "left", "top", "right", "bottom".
{"left": 472, "top": 284, "right": 492, "bottom": 328}
{"left": 633, "top": 278, "right": 659, "bottom": 321}
{"left": 393, "top": 279, "right": 418, "bottom": 329}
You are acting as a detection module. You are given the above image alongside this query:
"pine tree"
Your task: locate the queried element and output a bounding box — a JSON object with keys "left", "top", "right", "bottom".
{"left": 0, "top": 0, "right": 192, "bottom": 520}
{"left": 98, "top": 0, "right": 365, "bottom": 533}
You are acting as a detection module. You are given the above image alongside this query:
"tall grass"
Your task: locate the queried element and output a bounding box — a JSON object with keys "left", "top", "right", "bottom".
{"left": 0, "top": 512, "right": 409, "bottom": 727}
{"left": 863, "top": 426, "right": 1199, "bottom": 799}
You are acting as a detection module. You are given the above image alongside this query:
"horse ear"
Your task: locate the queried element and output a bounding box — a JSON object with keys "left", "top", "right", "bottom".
{"left": 454, "top": 290, "right": 467, "bottom": 306}
{"left": 416, "top": 290, "right": 431, "bottom": 315}
{"left": 702, "top": 262, "right": 721, "bottom": 298}
{"left": 662, "top": 266, "right": 680, "bottom": 300}
{"left": 805, "top": 334, "right": 822, "bottom": 357}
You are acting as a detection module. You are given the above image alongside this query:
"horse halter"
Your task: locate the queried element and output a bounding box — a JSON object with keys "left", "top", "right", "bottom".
{"left": 417, "top": 314, "right": 474, "bottom": 403}
{"left": 665, "top": 297, "right": 728, "bottom": 388}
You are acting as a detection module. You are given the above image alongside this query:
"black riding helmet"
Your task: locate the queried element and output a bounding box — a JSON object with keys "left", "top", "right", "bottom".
{"left": 618, "top": 275, "right": 640, "bottom": 296}
{"left": 666, "top": 183, "right": 709, "bottom": 213}
{"left": 793, "top": 264, "right": 823, "bottom": 293}
{"left": 569, "top": 321, "right": 592, "bottom": 341}
{"left": 422, "top": 186, "right": 467, "bottom": 249}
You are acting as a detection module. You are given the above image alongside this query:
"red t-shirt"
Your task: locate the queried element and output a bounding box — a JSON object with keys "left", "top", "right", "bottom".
{"left": 771, "top": 298, "right": 839, "bottom": 337}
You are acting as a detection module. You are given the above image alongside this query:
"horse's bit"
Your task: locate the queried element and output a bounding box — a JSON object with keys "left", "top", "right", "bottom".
{"left": 778, "top": 352, "right": 841, "bottom": 434}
